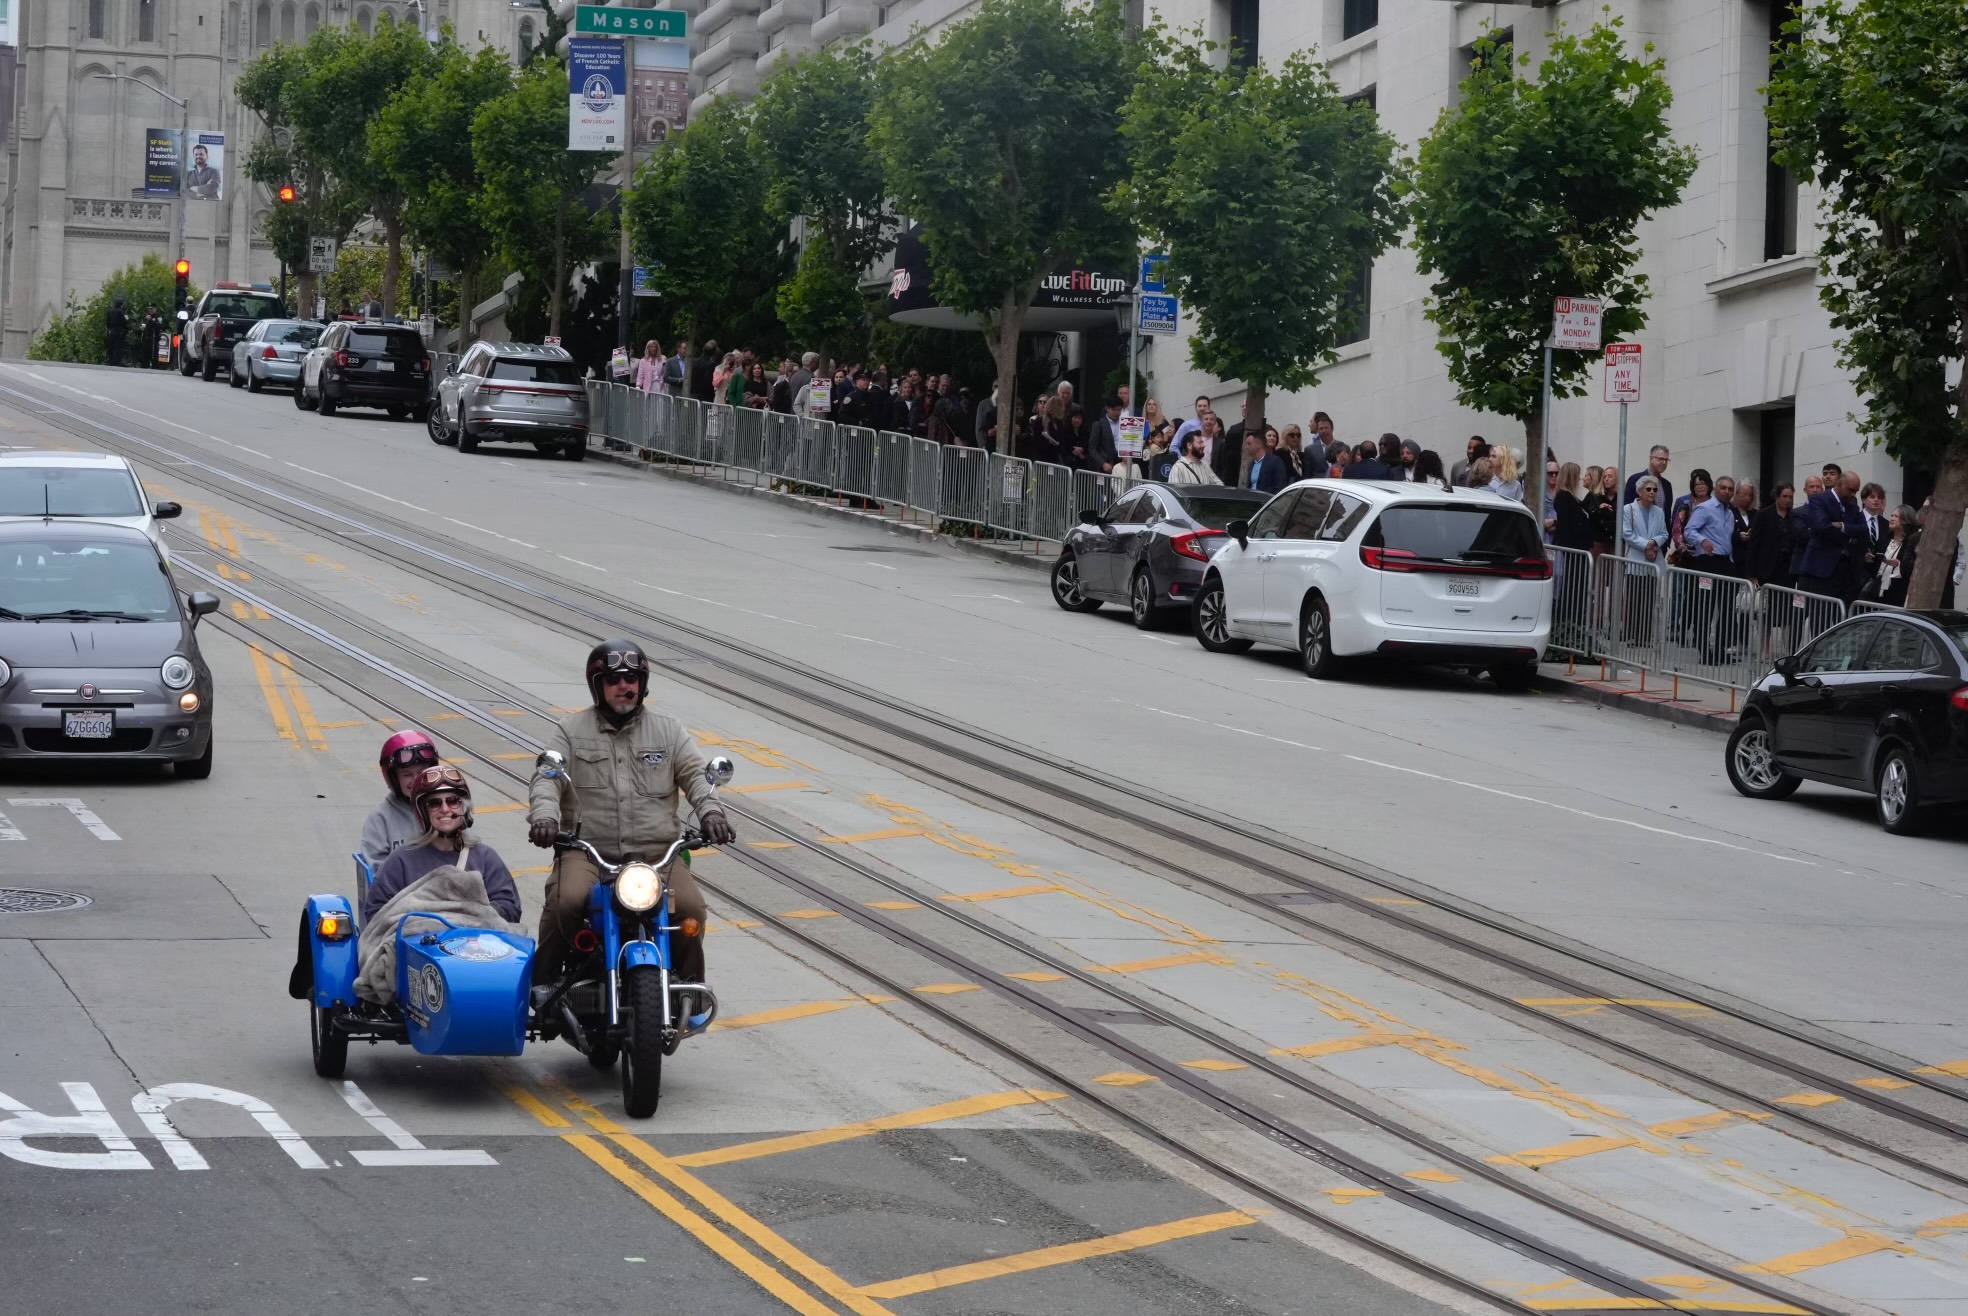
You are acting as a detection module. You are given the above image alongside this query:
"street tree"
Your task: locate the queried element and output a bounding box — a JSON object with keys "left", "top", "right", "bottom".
{"left": 237, "top": 41, "right": 365, "bottom": 313}
{"left": 869, "top": 0, "right": 1134, "bottom": 450}
{"left": 1768, "top": 0, "right": 1968, "bottom": 609}
{"left": 473, "top": 62, "right": 613, "bottom": 339}
{"left": 751, "top": 42, "right": 892, "bottom": 365}
{"left": 1406, "top": 21, "right": 1695, "bottom": 509}
{"left": 27, "top": 254, "right": 197, "bottom": 364}
{"left": 627, "top": 97, "right": 784, "bottom": 348}
{"left": 280, "top": 20, "right": 438, "bottom": 315}
{"left": 372, "top": 42, "right": 513, "bottom": 345}
{"left": 1121, "top": 32, "right": 1404, "bottom": 436}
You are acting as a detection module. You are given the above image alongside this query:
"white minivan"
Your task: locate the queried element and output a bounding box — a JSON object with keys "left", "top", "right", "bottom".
{"left": 1191, "top": 479, "right": 1552, "bottom": 689}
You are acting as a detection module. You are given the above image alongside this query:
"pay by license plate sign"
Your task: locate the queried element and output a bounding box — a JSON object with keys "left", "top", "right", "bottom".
{"left": 1447, "top": 579, "right": 1482, "bottom": 598}
{"left": 64, "top": 710, "right": 114, "bottom": 739}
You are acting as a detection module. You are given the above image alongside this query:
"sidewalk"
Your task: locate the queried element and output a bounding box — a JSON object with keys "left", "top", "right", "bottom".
{"left": 590, "top": 441, "right": 1740, "bottom": 736}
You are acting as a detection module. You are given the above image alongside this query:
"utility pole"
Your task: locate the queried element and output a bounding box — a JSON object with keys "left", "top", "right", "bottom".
{"left": 97, "top": 74, "right": 188, "bottom": 264}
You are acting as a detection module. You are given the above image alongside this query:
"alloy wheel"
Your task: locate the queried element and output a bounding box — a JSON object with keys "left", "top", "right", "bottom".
{"left": 1200, "top": 588, "right": 1227, "bottom": 643}
{"left": 1733, "top": 728, "right": 1781, "bottom": 792}
{"left": 1879, "top": 755, "right": 1909, "bottom": 825}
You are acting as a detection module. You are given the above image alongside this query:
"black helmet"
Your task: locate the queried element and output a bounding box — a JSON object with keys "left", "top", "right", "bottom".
{"left": 585, "top": 638, "right": 649, "bottom": 706}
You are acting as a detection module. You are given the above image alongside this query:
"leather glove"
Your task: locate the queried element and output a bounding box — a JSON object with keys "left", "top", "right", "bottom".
{"left": 529, "top": 819, "right": 559, "bottom": 849}
{"left": 699, "top": 811, "right": 737, "bottom": 847}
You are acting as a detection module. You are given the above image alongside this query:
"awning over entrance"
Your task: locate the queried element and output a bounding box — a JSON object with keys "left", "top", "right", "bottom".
{"left": 884, "top": 225, "right": 1132, "bottom": 332}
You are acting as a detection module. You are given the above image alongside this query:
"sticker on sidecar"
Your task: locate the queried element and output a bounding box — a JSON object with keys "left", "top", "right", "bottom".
{"left": 442, "top": 934, "right": 517, "bottom": 962}
{"left": 406, "top": 963, "right": 446, "bottom": 1020}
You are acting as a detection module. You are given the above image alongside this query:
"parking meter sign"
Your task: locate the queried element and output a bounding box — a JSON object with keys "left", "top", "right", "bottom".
{"left": 1603, "top": 343, "right": 1642, "bottom": 403}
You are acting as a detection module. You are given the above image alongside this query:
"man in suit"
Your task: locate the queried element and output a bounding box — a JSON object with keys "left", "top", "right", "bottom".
{"left": 1242, "top": 433, "right": 1288, "bottom": 495}
{"left": 1830, "top": 472, "right": 1870, "bottom": 603}
{"left": 1344, "top": 438, "right": 1397, "bottom": 480}
{"left": 1796, "top": 472, "right": 1855, "bottom": 599}
{"left": 1624, "top": 444, "right": 1674, "bottom": 513}
{"left": 1086, "top": 396, "right": 1123, "bottom": 474}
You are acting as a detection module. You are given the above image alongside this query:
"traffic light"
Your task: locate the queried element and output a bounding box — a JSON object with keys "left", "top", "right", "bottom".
{"left": 173, "top": 258, "right": 190, "bottom": 312}
{"left": 277, "top": 184, "right": 297, "bottom": 204}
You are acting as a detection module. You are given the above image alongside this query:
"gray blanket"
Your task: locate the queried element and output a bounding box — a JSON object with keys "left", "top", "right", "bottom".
{"left": 356, "top": 862, "right": 525, "bottom": 1005}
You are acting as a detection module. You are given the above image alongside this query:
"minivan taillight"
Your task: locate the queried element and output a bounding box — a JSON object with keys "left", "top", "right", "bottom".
{"left": 1953, "top": 686, "right": 1968, "bottom": 713}
{"left": 1360, "top": 546, "right": 1419, "bottom": 571}
{"left": 1171, "top": 529, "right": 1223, "bottom": 562}
{"left": 1508, "top": 556, "right": 1554, "bottom": 581}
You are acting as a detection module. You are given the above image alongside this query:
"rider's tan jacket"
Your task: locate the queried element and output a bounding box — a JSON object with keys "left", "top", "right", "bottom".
{"left": 527, "top": 706, "right": 720, "bottom": 859}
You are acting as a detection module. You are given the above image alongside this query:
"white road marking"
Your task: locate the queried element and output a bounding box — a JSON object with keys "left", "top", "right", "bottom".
{"left": 282, "top": 460, "right": 431, "bottom": 514}
{"left": 633, "top": 581, "right": 818, "bottom": 629}
{"left": 234, "top": 446, "right": 271, "bottom": 459}
{"left": 131, "top": 1083, "right": 328, "bottom": 1170}
{"left": 0, "top": 811, "right": 23, "bottom": 842}
{"left": 1214, "top": 724, "right": 1323, "bottom": 752}
{"left": 6, "top": 797, "right": 119, "bottom": 841}
{"left": 860, "top": 562, "right": 898, "bottom": 570}
{"left": 0, "top": 1083, "right": 149, "bottom": 1170}
{"left": 339, "top": 1081, "right": 496, "bottom": 1167}
{"left": 556, "top": 553, "right": 607, "bottom": 572}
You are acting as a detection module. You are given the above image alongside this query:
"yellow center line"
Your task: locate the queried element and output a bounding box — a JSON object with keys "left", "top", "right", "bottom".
{"left": 1270, "top": 1032, "right": 1409, "bottom": 1060}
{"left": 1916, "top": 1212, "right": 1968, "bottom": 1238}
{"left": 474, "top": 802, "right": 526, "bottom": 814}
{"left": 1736, "top": 1227, "right": 1914, "bottom": 1276}
{"left": 1913, "top": 1059, "right": 1968, "bottom": 1077}
{"left": 245, "top": 643, "right": 297, "bottom": 744}
{"left": 865, "top": 900, "right": 921, "bottom": 910}
{"left": 1647, "top": 1110, "right": 1772, "bottom": 1138}
{"left": 856, "top": 1210, "right": 1259, "bottom": 1300}
{"left": 706, "top": 997, "right": 895, "bottom": 1034}
{"left": 1852, "top": 1076, "right": 1915, "bottom": 1090}
{"left": 504, "top": 1086, "right": 571, "bottom": 1128}
{"left": 1487, "top": 1136, "right": 1639, "bottom": 1168}
{"left": 1085, "top": 950, "right": 1230, "bottom": 975}
{"left": 674, "top": 1089, "right": 1068, "bottom": 1169}
{"left": 268, "top": 651, "right": 328, "bottom": 751}
{"left": 1091, "top": 1072, "right": 1158, "bottom": 1087}
{"left": 723, "top": 781, "right": 812, "bottom": 794}
{"left": 1180, "top": 1059, "right": 1248, "bottom": 1072}
{"left": 1771, "top": 1091, "right": 1841, "bottom": 1108}
{"left": 939, "top": 883, "right": 1062, "bottom": 903}
{"left": 823, "top": 828, "right": 926, "bottom": 844}
{"left": 1403, "top": 1168, "right": 1461, "bottom": 1183}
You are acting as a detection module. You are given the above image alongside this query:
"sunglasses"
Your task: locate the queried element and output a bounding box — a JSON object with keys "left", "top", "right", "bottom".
{"left": 425, "top": 794, "right": 466, "bottom": 811}
{"left": 602, "top": 671, "right": 641, "bottom": 687}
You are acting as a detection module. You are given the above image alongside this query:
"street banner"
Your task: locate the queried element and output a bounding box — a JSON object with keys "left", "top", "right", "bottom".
{"left": 1603, "top": 343, "right": 1643, "bottom": 403}
{"left": 1551, "top": 296, "right": 1604, "bottom": 350}
{"left": 1117, "top": 416, "right": 1145, "bottom": 458}
{"left": 567, "top": 38, "right": 627, "bottom": 152}
{"left": 144, "top": 128, "right": 180, "bottom": 198}
{"left": 185, "top": 132, "right": 224, "bottom": 201}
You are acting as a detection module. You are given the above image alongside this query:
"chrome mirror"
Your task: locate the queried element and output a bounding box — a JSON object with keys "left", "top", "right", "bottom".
{"left": 535, "top": 749, "right": 567, "bottom": 780}
{"left": 704, "top": 754, "right": 735, "bottom": 788}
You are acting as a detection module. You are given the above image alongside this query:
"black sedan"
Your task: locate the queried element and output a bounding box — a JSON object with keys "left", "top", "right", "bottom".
{"left": 1051, "top": 484, "right": 1270, "bottom": 629}
{"left": 1725, "top": 610, "right": 1968, "bottom": 834}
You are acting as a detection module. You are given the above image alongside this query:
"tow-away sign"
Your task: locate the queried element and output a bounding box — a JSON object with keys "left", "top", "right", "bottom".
{"left": 1551, "top": 296, "right": 1604, "bottom": 351}
{"left": 1603, "top": 343, "right": 1642, "bottom": 403}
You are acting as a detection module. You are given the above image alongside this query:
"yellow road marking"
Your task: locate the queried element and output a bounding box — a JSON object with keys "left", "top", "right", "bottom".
{"left": 492, "top": 752, "right": 537, "bottom": 760}
{"left": 1852, "top": 1076, "right": 1915, "bottom": 1090}
{"left": 779, "top": 909, "right": 838, "bottom": 920}
{"left": 1367, "top": 897, "right": 1424, "bottom": 906}
{"left": 565, "top": 1135, "right": 844, "bottom": 1316}
{"left": 1647, "top": 1110, "right": 1772, "bottom": 1138}
{"left": 1916, "top": 1212, "right": 1968, "bottom": 1238}
{"left": 856, "top": 1209, "right": 1258, "bottom": 1300}
{"left": 939, "top": 884, "right": 1061, "bottom": 903}
{"left": 707, "top": 998, "right": 892, "bottom": 1033}
{"left": 504, "top": 1086, "right": 570, "bottom": 1128}
{"left": 514, "top": 865, "right": 551, "bottom": 876}
{"left": 245, "top": 643, "right": 297, "bottom": 744}
{"left": 674, "top": 1089, "right": 1068, "bottom": 1169}
{"left": 1772, "top": 1092, "right": 1841, "bottom": 1108}
{"left": 913, "top": 983, "right": 979, "bottom": 996}
{"left": 1522, "top": 1302, "right": 1809, "bottom": 1313}
{"left": 317, "top": 720, "right": 368, "bottom": 729}
{"left": 1487, "top": 1136, "right": 1638, "bottom": 1168}
{"left": 604, "top": 1132, "right": 897, "bottom": 1316}
{"left": 1914, "top": 1059, "right": 1968, "bottom": 1077}
{"left": 724, "top": 781, "right": 812, "bottom": 794}
{"left": 1006, "top": 971, "right": 1065, "bottom": 983}
{"left": 865, "top": 900, "right": 921, "bottom": 910}
{"left": 491, "top": 708, "right": 527, "bottom": 716}
{"left": 747, "top": 841, "right": 798, "bottom": 850}
{"left": 688, "top": 731, "right": 817, "bottom": 772}
{"left": 1403, "top": 1168, "right": 1461, "bottom": 1184}
{"left": 1092, "top": 1072, "right": 1158, "bottom": 1087}
{"left": 475, "top": 802, "right": 525, "bottom": 814}
{"left": 1180, "top": 1059, "right": 1248, "bottom": 1072}
{"left": 823, "top": 828, "right": 925, "bottom": 844}
{"left": 1321, "top": 1188, "right": 1381, "bottom": 1203}
{"left": 1737, "top": 1227, "right": 1913, "bottom": 1275}
{"left": 1085, "top": 951, "right": 1229, "bottom": 974}
{"left": 1271, "top": 1032, "right": 1408, "bottom": 1059}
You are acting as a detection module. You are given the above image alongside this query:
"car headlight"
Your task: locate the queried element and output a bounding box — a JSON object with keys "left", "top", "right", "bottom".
{"left": 615, "top": 862, "right": 662, "bottom": 913}
{"left": 0, "top": 657, "right": 11, "bottom": 687}
{"left": 161, "top": 656, "right": 195, "bottom": 691}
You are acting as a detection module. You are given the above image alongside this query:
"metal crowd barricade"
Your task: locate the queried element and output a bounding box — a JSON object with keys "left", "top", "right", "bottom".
{"left": 1596, "top": 554, "right": 1668, "bottom": 677}
{"left": 940, "top": 445, "right": 989, "bottom": 526}
{"left": 1545, "top": 544, "right": 1600, "bottom": 659}
{"left": 697, "top": 403, "right": 734, "bottom": 468}
{"left": 1029, "top": 462, "right": 1076, "bottom": 545}
{"left": 873, "top": 430, "right": 911, "bottom": 510}
{"left": 1072, "top": 468, "right": 1128, "bottom": 520}
{"left": 986, "top": 453, "right": 1033, "bottom": 540}
{"left": 1659, "top": 564, "right": 1762, "bottom": 695}
{"left": 763, "top": 412, "right": 801, "bottom": 481}
{"left": 905, "top": 437, "right": 941, "bottom": 521}
{"left": 836, "top": 426, "right": 878, "bottom": 499}
{"left": 795, "top": 416, "right": 838, "bottom": 489}
{"left": 725, "top": 406, "right": 769, "bottom": 473}
{"left": 1850, "top": 599, "right": 1905, "bottom": 616}
{"left": 1759, "top": 584, "right": 1847, "bottom": 668}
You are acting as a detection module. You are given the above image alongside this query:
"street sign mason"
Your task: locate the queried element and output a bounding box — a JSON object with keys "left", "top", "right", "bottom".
{"left": 1603, "top": 342, "right": 1642, "bottom": 403}
{"left": 1551, "top": 296, "right": 1604, "bottom": 350}
{"left": 573, "top": 5, "right": 686, "bottom": 37}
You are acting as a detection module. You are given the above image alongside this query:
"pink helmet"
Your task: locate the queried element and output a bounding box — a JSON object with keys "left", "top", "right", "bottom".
{"left": 378, "top": 730, "right": 439, "bottom": 798}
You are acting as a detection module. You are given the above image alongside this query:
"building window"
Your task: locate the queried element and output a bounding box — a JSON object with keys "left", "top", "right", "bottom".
{"left": 518, "top": 17, "right": 535, "bottom": 57}
{"left": 1756, "top": 406, "right": 1795, "bottom": 501}
{"left": 1344, "top": 85, "right": 1376, "bottom": 113}
{"left": 1467, "top": 28, "right": 1511, "bottom": 77}
{"left": 1335, "top": 259, "right": 1371, "bottom": 346}
{"left": 281, "top": 1, "right": 296, "bottom": 39}
{"left": 1341, "top": 0, "right": 1375, "bottom": 41}
{"left": 228, "top": 1, "right": 240, "bottom": 47}
{"left": 138, "top": 0, "right": 156, "bottom": 40}
{"left": 876, "top": 5, "right": 889, "bottom": 25}
{"left": 88, "top": 0, "right": 107, "bottom": 38}
{"left": 819, "top": 0, "right": 833, "bottom": 15}
{"left": 1764, "top": 0, "right": 1800, "bottom": 260}
{"left": 356, "top": 5, "right": 372, "bottom": 33}
{"left": 304, "top": 2, "right": 319, "bottom": 34}
{"left": 1226, "top": 0, "right": 1258, "bottom": 69}
{"left": 764, "top": 26, "right": 780, "bottom": 49}
{"left": 255, "top": 0, "right": 270, "bottom": 44}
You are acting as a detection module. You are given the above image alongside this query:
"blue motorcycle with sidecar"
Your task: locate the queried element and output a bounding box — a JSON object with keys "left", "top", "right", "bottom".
{"left": 292, "top": 750, "right": 732, "bottom": 1118}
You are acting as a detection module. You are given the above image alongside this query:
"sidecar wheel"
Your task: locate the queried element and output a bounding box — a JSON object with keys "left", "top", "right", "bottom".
{"left": 310, "top": 1004, "right": 347, "bottom": 1078}
{"left": 587, "top": 1041, "right": 620, "bottom": 1070}
{"left": 620, "top": 967, "right": 664, "bottom": 1118}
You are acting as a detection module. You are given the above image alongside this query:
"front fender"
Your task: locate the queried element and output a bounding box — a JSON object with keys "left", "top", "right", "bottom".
{"left": 304, "top": 894, "right": 360, "bottom": 1009}
{"left": 619, "top": 938, "right": 667, "bottom": 972}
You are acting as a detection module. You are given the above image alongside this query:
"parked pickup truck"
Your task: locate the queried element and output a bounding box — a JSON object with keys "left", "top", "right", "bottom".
{"left": 181, "top": 283, "right": 289, "bottom": 381}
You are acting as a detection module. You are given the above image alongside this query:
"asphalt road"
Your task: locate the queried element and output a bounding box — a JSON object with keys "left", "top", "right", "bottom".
{"left": 3, "top": 360, "right": 1966, "bottom": 1315}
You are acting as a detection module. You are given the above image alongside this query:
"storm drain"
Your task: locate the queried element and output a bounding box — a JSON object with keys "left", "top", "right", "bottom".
{"left": 0, "top": 888, "right": 92, "bottom": 915}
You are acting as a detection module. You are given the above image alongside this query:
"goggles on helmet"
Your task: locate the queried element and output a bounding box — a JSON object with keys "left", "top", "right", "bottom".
{"left": 385, "top": 742, "right": 441, "bottom": 769}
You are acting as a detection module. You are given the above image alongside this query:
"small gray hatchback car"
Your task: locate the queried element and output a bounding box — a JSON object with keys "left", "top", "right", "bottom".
{"left": 0, "top": 520, "right": 219, "bottom": 777}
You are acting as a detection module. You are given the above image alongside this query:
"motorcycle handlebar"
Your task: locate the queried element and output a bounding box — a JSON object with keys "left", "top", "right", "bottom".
{"left": 552, "top": 831, "right": 704, "bottom": 874}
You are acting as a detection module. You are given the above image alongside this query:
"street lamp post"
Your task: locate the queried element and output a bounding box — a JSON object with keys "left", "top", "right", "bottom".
{"left": 95, "top": 74, "right": 189, "bottom": 267}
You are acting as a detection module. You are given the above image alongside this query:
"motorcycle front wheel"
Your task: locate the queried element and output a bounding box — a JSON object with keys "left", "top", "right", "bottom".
{"left": 620, "top": 966, "right": 665, "bottom": 1118}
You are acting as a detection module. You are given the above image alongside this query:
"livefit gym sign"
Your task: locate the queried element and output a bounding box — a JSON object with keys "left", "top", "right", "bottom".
{"left": 885, "top": 224, "right": 1135, "bottom": 330}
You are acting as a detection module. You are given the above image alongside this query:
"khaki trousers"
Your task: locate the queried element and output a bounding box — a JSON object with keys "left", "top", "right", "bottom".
{"left": 537, "top": 851, "right": 707, "bottom": 985}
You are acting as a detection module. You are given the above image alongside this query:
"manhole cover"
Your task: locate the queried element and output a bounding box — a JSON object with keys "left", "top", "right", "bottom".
{"left": 830, "top": 545, "right": 938, "bottom": 557}
{"left": 0, "top": 887, "right": 92, "bottom": 915}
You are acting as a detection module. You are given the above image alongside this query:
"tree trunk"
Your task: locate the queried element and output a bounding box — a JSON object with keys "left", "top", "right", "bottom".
{"left": 989, "top": 288, "right": 1025, "bottom": 456}
{"left": 1521, "top": 410, "right": 1544, "bottom": 518}
{"left": 1243, "top": 380, "right": 1269, "bottom": 440}
{"left": 381, "top": 213, "right": 403, "bottom": 318}
{"left": 297, "top": 272, "right": 318, "bottom": 318}
{"left": 1906, "top": 448, "right": 1967, "bottom": 609}
{"left": 455, "top": 267, "right": 476, "bottom": 350}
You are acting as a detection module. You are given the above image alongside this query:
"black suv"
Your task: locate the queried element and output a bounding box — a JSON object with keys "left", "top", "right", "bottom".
{"left": 182, "top": 285, "right": 288, "bottom": 381}
{"left": 296, "top": 322, "right": 431, "bottom": 420}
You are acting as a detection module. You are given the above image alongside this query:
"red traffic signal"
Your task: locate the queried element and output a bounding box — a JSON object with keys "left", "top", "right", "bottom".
{"left": 277, "top": 184, "right": 297, "bottom": 204}
{"left": 173, "top": 259, "right": 191, "bottom": 280}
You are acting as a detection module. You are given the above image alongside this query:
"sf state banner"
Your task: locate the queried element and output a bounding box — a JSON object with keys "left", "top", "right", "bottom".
{"left": 567, "top": 38, "right": 627, "bottom": 152}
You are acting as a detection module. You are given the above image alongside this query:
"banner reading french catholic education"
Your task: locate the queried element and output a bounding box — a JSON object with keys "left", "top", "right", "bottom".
{"left": 567, "top": 39, "right": 627, "bottom": 152}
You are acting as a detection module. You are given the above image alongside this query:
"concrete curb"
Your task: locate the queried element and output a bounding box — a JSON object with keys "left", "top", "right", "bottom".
{"left": 588, "top": 442, "right": 1739, "bottom": 735}
{"left": 588, "top": 442, "right": 1055, "bottom": 576}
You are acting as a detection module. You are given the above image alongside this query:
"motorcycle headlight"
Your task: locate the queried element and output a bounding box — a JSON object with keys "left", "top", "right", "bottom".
{"left": 161, "top": 655, "right": 195, "bottom": 691}
{"left": 615, "top": 862, "right": 662, "bottom": 913}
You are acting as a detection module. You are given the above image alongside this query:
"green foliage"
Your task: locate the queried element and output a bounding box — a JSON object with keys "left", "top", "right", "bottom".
{"left": 1768, "top": 0, "right": 1968, "bottom": 606}
{"left": 237, "top": 41, "right": 366, "bottom": 275}
{"left": 472, "top": 62, "right": 614, "bottom": 336}
{"left": 372, "top": 43, "right": 512, "bottom": 292}
{"left": 318, "top": 245, "right": 411, "bottom": 312}
{"left": 1121, "top": 31, "right": 1404, "bottom": 424}
{"left": 27, "top": 254, "right": 199, "bottom": 364}
{"left": 869, "top": 0, "right": 1135, "bottom": 435}
{"left": 752, "top": 43, "right": 892, "bottom": 360}
{"left": 627, "top": 96, "right": 786, "bottom": 345}
{"left": 1406, "top": 17, "right": 1695, "bottom": 478}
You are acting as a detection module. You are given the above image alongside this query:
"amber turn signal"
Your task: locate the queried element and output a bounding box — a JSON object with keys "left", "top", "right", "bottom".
{"left": 680, "top": 917, "right": 701, "bottom": 938}
{"left": 316, "top": 911, "right": 352, "bottom": 941}
{"left": 178, "top": 691, "right": 201, "bottom": 713}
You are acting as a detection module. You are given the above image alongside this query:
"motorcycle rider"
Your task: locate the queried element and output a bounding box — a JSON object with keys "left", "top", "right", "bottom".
{"left": 527, "top": 639, "right": 736, "bottom": 993}
{"left": 360, "top": 730, "right": 441, "bottom": 866}
{"left": 363, "top": 765, "right": 522, "bottom": 925}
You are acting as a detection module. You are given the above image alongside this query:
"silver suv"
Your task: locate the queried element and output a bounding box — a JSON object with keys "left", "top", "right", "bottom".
{"left": 429, "top": 342, "right": 589, "bottom": 461}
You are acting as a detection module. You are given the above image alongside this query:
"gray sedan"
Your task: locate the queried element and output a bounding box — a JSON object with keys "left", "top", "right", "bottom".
{"left": 1051, "top": 484, "right": 1270, "bottom": 628}
{"left": 229, "top": 319, "right": 323, "bottom": 393}
{"left": 0, "top": 521, "right": 219, "bottom": 777}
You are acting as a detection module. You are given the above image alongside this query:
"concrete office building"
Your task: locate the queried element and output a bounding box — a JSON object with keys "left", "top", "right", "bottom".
{"left": 0, "top": 0, "right": 536, "bottom": 356}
